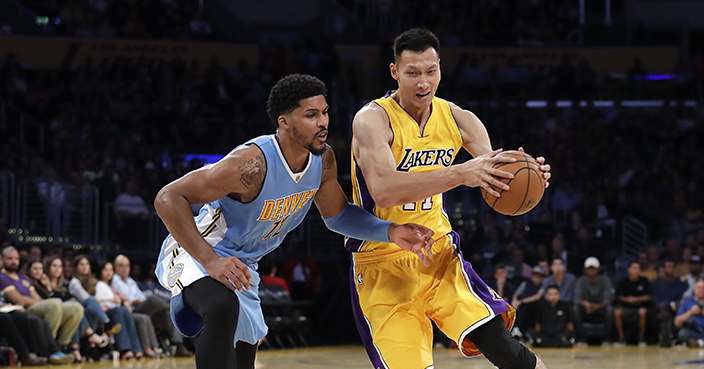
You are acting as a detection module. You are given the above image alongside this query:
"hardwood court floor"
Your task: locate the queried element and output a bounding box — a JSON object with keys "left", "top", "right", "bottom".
{"left": 6, "top": 345, "right": 704, "bottom": 369}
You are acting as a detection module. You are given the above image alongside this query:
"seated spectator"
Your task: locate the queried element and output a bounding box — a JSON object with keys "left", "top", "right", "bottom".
{"left": 652, "top": 260, "right": 688, "bottom": 347}
{"left": 511, "top": 265, "right": 546, "bottom": 340}
{"left": 27, "top": 259, "right": 107, "bottom": 360}
{"left": 44, "top": 256, "right": 121, "bottom": 341}
{"left": 99, "top": 261, "right": 160, "bottom": 358}
{"left": 113, "top": 180, "right": 150, "bottom": 248}
{"left": 0, "top": 296, "right": 48, "bottom": 366}
{"left": 0, "top": 247, "right": 84, "bottom": 354}
{"left": 573, "top": 257, "right": 613, "bottom": 345}
{"left": 614, "top": 261, "right": 652, "bottom": 346}
{"left": 542, "top": 256, "right": 576, "bottom": 302}
{"left": 487, "top": 263, "right": 516, "bottom": 301}
{"left": 675, "top": 278, "right": 704, "bottom": 347}
{"left": 112, "top": 254, "right": 192, "bottom": 357}
{"left": 69, "top": 255, "right": 143, "bottom": 360}
{"left": 281, "top": 243, "right": 320, "bottom": 301}
{"left": 530, "top": 285, "right": 575, "bottom": 347}
{"left": 683, "top": 255, "right": 704, "bottom": 299}
{"left": 260, "top": 257, "right": 289, "bottom": 293}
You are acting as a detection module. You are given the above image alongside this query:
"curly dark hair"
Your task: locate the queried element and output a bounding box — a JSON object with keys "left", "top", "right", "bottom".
{"left": 266, "top": 74, "right": 327, "bottom": 128}
{"left": 393, "top": 28, "right": 440, "bottom": 62}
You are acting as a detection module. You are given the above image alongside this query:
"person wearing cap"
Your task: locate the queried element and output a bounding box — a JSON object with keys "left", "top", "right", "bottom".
{"left": 651, "top": 259, "right": 687, "bottom": 347}
{"left": 573, "top": 256, "right": 613, "bottom": 345}
{"left": 683, "top": 255, "right": 704, "bottom": 299}
{"left": 510, "top": 266, "right": 547, "bottom": 341}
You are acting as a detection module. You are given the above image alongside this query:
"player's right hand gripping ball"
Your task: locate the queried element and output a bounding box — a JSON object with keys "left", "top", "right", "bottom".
{"left": 481, "top": 150, "right": 546, "bottom": 216}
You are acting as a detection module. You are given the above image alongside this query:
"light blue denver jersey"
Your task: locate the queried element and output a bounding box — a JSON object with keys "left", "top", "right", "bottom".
{"left": 155, "top": 134, "right": 322, "bottom": 343}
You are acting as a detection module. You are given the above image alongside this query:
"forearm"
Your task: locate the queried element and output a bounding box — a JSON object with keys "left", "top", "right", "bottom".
{"left": 675, "top": 312, "right": 693, "bottom": 328}
{"left": 155, "top": 190, "right": 220, "bottom": 267}
{"left": 365, "top": 166, "right": 462, "bottom": 208}
{"left": 523, "top": 293, "right": 542, "bottom": 304}
{"left": 322, "top": 203, "right": 392, "bottom": 242}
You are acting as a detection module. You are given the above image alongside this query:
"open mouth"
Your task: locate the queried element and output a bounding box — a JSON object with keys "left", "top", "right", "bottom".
{"left": 416, "top": 92, "right": 431, "bottom": 98}
{"left": 317, "top": 131, "right": 328, "bottom": 141}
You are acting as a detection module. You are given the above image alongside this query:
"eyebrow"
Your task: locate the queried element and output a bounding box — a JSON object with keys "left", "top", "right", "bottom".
{"left": 304, "top": 105, "right": 329, "bottom": 112}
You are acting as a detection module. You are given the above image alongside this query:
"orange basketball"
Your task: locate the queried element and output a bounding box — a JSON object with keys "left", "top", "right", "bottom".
{"left": 481, "top": 150, "right": 545, "bottom": 216}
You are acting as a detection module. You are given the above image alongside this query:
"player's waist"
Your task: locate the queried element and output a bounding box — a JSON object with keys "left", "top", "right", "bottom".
{"left": 352, "top": 232, "right": 452, "bottom": 265}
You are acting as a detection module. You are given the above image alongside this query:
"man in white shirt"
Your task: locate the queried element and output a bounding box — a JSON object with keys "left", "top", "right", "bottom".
{"left": 112, "top": 254, "right": 192, "bottom": 357}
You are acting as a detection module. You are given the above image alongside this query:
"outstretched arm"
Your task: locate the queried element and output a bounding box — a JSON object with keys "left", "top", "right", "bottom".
{"left": 351, "top": 103, "right": 516, "bottom": 208}
{"left": 154, "top": 145, "right": 263, "bottom": 291}
{"left": 314, "top": 145, "right": 435, "bottom": 265}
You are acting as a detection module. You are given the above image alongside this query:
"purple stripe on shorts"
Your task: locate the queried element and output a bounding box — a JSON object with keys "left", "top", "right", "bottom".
{"left": 346, "top": 161, "right": 377, "bottom": 252}
{"left": 451, "top": 231, "right": 509, "bottom": 317}
{"left": 349, "top": 255, "right": 387, "bottom": 369}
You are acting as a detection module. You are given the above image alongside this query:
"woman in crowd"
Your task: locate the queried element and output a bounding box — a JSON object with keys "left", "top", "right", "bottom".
{"left": 68, "top": 255, "right": 143, "bottom": 359}
{"left": 27, "top": 259, "right": 109, "bottom": 361}
{"left": 99, "top": 261, "right": 161, "bottom": 358}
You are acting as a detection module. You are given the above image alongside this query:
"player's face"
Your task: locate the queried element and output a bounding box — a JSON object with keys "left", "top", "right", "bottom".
{"left": 285, "top": 95, "right": 329, "bottom": 156}
{"left": 391, "top": 48, "right": 441, "bottom": 109}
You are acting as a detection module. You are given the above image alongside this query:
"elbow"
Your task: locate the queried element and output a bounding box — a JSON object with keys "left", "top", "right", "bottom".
{"left": 153, "top": 188, "right": 172, "bottom": 215}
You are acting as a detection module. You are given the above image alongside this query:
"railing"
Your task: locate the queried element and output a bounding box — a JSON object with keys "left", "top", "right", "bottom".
{"left": 0, "top": 170, "right": 15, "bottom": 227}
{"left": 17, "top": 179, "right": 99, "bottom": 246}
{"left": 621, "top": 216, "right": 648, "bottom": 260}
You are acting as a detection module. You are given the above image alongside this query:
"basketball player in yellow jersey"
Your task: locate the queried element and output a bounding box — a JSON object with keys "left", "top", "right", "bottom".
{"left": 349, "top": 29, "right": 552, "bottom": 369}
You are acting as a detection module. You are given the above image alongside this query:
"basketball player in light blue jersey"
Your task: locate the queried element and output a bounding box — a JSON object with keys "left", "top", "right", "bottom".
{"left": 154, "top": 74, "right": 435, "bottom": 369}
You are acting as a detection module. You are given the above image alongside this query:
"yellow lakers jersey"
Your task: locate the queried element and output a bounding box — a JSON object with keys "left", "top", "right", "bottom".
{"left": 348, "top": 94, "right": 463, "bottom": 253}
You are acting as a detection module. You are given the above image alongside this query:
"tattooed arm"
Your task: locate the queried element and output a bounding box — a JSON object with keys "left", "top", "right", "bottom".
{"left": 154, "top": 144, "right": 266, "bottom": 291}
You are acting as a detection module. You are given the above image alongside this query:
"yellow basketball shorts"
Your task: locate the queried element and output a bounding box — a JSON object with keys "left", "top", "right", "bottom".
{"left": 350, "top": 231, "right": 515, "bottom": 369}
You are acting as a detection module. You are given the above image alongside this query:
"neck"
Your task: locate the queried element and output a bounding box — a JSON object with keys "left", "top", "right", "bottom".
{"left": 275, "top": 132, "right": 309, "bottom": 173}
{"left": 588, "top": 275, "right": 598, "bottom": 283}
{"left": 392, "top": 92, "right": 432, "bottom": 126}
{"left": 554, "top": 273, "right": 564, "bottom": 282}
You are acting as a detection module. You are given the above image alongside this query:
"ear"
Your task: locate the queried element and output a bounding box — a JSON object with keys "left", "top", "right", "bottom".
{"left": 390, "top": 63, "right": 399, "bottom": 81}
{"left": 277, "top": 115, "right": 288, "bottom": 129}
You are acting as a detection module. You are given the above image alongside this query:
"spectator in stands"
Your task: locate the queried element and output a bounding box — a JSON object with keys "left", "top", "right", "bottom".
{"left": 281, "top": 243, "right": 321, "bottom": 301}
{"left": 112, "top": 254, "right": 192, "bottom": 357}
{"left": 113, "top": 180, "right": 150, "bottom": 248}
{"left": 531, "top": 285, "right": 575, "bottom": 347}
{"left": 487, "top": 263, "right": 516, "bottom": 301}
{"left": 43, "top": 255, "right": 119, "bottom": 339}
{"left": 69, "top": 255, "right": 143, "bottom": 360}
{"left": 675, "top": 278, "right": 704, "bottom": 347}
{"left": 573, "top": 257, "right": 613, "bottom": 345}
{"left": 259, "top": 256, "right": 289, "bottom": 293}
{"left": 613, "top": 261, "right": 652, "bottom": 346}
{"left": 27, "top": 259, "right": 108, "bottom": 360}
{"left": 542, "top": 256, "right": 577, "bottom": 302}
{"left": 652, "top": 259, "right": 688, "bottom": 347}
{"left": 99, "top": 261, "right": 160, "bottom": 358}
{"left": 0, "top": 292, "right": 48, "bottom": 366}
{"left": 0, "top": 247, "right": 84, "bottom": 352}
{"left": 505, "top": 247, "right": 532, "bottom": 281}
{"left": 684, "top": 255, "right": 704, "bottom": 298}
{"left": 511, "top": 265, "right": 547, "bottom": 340}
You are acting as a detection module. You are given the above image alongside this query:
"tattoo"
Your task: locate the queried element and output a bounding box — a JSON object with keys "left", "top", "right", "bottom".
{"left": 321, "top": 145, "right": 334, "bottom": 172}
{"left": 239, "top": 155, "right": 265, "bottom": 189}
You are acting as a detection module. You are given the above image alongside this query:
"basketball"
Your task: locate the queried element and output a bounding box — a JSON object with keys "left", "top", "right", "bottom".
{"left": 481, "top": 150, "right": 545, "bottom": 216}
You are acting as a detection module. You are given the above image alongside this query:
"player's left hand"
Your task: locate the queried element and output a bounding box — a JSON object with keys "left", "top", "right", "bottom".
{"left": 518, "top": 147, "right": 551, "bottom": 188}
{"left": 389, "top": 223, "right": 435, "bottom": 267}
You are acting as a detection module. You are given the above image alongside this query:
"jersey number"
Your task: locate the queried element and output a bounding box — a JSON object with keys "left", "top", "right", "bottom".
{"left": 402, "top": 197, "right": 433, "bottom": 211}
{"left": 262, "top": 216, "right": 289, "bottom": 240}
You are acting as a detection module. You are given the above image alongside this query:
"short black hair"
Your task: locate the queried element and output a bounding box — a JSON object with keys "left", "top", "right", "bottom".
{"left": 545, "top": 285, "right": 560, "bottom": 293}
{"left": 393, "top": 28, "right": 440, "bottom": 62}
{"left": 551, "top": 255, "right": 564, "bottom": 264}
{"left": 266, "top": 74, "right": 327, "bottom": 128}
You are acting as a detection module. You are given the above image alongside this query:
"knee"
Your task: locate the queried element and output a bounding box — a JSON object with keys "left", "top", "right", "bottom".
{"left": 614, "top": 309, "right": 623, "bottom": 318}
{"left": 204, "top": 293, "right": 240, "bottom": 323}
{"left": 638, "top": 308, "right": 647, "bottom": 317}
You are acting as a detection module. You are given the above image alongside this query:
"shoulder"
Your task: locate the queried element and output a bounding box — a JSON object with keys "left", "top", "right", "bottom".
{"left": 353, "top": 101, "right": 390, "bottom": 128}
{"left": 321, "top": 144, "right": 336, "bottom": 170}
